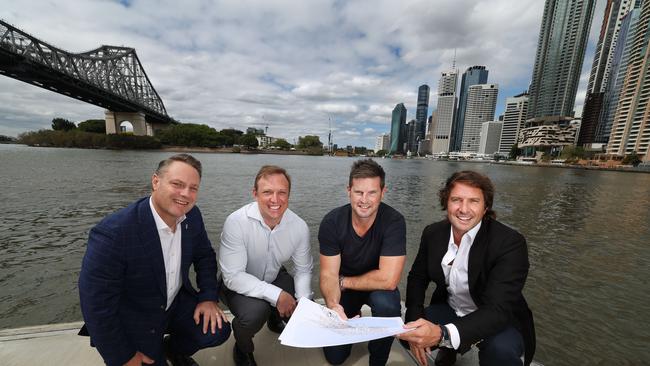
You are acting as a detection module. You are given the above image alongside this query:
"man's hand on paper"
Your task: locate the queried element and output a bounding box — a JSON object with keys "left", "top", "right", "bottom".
{"left": 396, "top": 318, "right": 442, "bottom": 366}
{"left": 277, "top": 290, "right": 297, "bottom": 317}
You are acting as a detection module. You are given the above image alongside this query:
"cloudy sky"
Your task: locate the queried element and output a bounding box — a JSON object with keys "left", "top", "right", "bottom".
{"left": 1, "top": 0, "right": 605, "bottom": 147}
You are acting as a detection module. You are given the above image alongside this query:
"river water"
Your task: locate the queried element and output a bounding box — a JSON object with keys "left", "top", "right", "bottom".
{"left": 0, "top": 144, "right": 648, "bottom": 365}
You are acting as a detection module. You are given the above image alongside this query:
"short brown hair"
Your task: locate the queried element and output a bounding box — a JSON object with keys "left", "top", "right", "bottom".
{"left": 155, "top": 154, "right": 202, "bottom": 178}
{"left": 349, "top": 159, "right": 386, "bottom": 189}
{"left": 438, "top": 170, "right": 496, "bottom": 220}
{"left": 254, "top": 165, "right": 291, "bottom": 192}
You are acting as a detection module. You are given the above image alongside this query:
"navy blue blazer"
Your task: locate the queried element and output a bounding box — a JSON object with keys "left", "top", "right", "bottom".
{"left": 405, "top": 218, "right": 536, "bottom": 365}
{"left": 78, "top": 197, "right": 219, "bottom": 366}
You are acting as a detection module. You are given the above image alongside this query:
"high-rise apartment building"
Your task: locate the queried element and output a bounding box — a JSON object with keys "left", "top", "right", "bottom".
{"left": 389, "top": 103, "right": 407, "bottom": 155}
{"left": 606, "top": 0, "right": 650, "bottom": 162}
{"left": 498, "top": 92, "right": 529, "bottom": 155}
{"left": 460, "top": 84, "right": 498, "bottom": 153}
{"left": 375, "top": 133, "right": 390, "bottom": 152}
{"left": 452, "top": 66, "right": 489, "bottom": 151}
{"left": 406, "top": 119, "right": 418, "bottom": 154}
{"left": 596, "top": 2, "right": 642, "bottom": 143}
{"left": 578, "top": 0, "right": 633, "bottom": 146}
{"left": 431, "top": 70, "right": 458, "bottom": 153}
{"left": 528, "top": 0, "right": 597, "bottom": 120}
{"left": 479, "top": 121, "right": 504, "bottom": 155}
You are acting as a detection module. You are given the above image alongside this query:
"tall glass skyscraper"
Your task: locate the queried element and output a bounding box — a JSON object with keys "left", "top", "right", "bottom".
{"left": 389, "top": 103, "right": 407, "bottom": 155}
{"left": 460, "top": 84, "right": 498, "bottom": 153}
{"left": 415, "top": 84, "right": 430, "bottom": 144}
{"left": 528, "top": 0, "right": 597, "bottom": 120}
{"left": 578, "top": 0, "right": 633, "bottom": 146}
{"left": 452, "top": 66, "right": 488, "bottom": 151}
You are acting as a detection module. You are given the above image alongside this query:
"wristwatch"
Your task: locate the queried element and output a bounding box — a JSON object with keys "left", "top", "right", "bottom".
{"left": 438, "top": 324, "right": 453, "bottom": 348}
{"left": 338, "top": 275, "right": 345, "bottom": 292}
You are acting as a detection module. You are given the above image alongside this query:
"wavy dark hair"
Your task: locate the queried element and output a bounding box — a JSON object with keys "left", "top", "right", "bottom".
{"left": 438, "top": 170, "right": 496, "bottom": 220}
{"left": 349, "top": 159, "right": 385, "bottom": 189}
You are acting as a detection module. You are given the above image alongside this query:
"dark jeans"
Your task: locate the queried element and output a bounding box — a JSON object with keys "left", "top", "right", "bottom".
{"left": 323, "top": 289, "right": 401, "bottom": 366}
{"left": 220, "top": 267, "right": 295, "bottom": 353}
{"left": 424, "top": 302, "right": 525, "bottom": 366}
{"left": 162, "top": 289, "right": 232, "bottom": 362}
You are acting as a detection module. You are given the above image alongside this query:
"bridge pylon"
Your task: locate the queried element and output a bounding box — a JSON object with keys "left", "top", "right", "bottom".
{"left": 105, "top": 111, "right": 157, "bottom": 136}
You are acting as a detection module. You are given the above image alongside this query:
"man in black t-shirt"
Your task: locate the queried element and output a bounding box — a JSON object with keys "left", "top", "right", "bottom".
{"left": 319, "top": 159, "right": 406, "bottom": 366}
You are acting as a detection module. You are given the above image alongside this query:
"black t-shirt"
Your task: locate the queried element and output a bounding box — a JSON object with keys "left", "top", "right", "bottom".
{"left": 319, "top": 202, "right": 406, "bottom": 276}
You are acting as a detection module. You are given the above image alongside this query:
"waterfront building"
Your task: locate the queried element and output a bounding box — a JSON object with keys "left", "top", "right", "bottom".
{"left": 606, "top": 0, "right": 650, "bottom": 163}
{"left": 596, "top": 3, "right": 642, "bottom": 144}
{"left": 578, "top": 0, "right": 634, "bottom": 146}
{"left": 375, "top": 133, "right": 390, "bottom": 152}
{"left": 247, "top": 127, "right": 265, "bottom": 135}
{"left": 406, "top": 119, "right": 418, "bottom": 154}
{"left": 460, "top": 84, "right": 498, "bottom": 153}
{"left": 528, "top": 0, "right": 596, "bottom": 120}
{"left": 452, "top": 66, "right": 489, "bottom": 151}
{"left": 255, "top": 135, "right": 278, "bottom": 148}
{"left": 498, "top": 92, "right": 529, "bottom": 155}
{"left": 479, "top": 121, "right": 503, "bottom": 155}
{"left": 518, "top": 118, "right": 581, "bottom": 156}
{"left": 389, "top": 103, "right": 407, "bottom": 154}
{"left": 416, "top": 85, "right": 430, "bottom": 142}
{"left": 431, "top": 70, "right": 458, "bottom": 153}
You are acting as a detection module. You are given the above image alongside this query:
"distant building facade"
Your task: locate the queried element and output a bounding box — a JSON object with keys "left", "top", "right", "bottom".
{"left": 460, "top": 84, "right": 498, "bottom": 153}
{"left": 375, "top": 133, "right": 390, "bottom": 152}
{"left": 479, "top": 121, "right": 503, "bottom": 155}
{"left": 416, "top": 84, "right": 430, "bottom": 143}
{"left": 431, "top": 70, "right": 458, "bottom": 153}
{"left": 498, "top": 92, "right": 529, "bottom": 155}
{"left": 452, "top": 66, "right": 489, "bottom": 151}
{"left": 389, "top": 103, "right": 407, "bottom": 154}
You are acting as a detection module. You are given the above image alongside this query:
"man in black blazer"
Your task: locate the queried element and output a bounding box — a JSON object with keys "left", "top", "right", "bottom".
{"left": 79, "top": 154, "right": 231, "bottom": 366}
{"left": 398, "top": 171, "right": 535, "bottom": 366}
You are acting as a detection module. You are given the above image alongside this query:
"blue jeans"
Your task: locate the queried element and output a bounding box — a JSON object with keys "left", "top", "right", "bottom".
{"left": 424, "top": 303, "right": 524, "bottom": 366}
{"left": 323, "top": 289, "right": 401, "bottom": 366}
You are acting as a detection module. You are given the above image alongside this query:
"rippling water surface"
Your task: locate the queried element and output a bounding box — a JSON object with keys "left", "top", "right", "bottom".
{"left": 1, "top": 144, "right": 649, "bottom": 365}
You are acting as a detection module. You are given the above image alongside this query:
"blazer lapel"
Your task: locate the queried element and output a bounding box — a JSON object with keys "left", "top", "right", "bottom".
{"left": 432, "top": 221, "right": 452, "bottom": 287}
{"left": 138, "top": 199, "right": 167, "bottom": 300}
{"left": 468, "top": 219, "right": 490, "bottom": 297}
{"left": 180, "top": 220, "right": 193, "bottom": 285}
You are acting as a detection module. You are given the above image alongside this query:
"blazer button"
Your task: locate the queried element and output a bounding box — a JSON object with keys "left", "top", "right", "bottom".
{"left": 160, "top": 305, "right": 165, "bottom": 310}
{"left": 150, "top": 329, "right": 156, "bottom": 334}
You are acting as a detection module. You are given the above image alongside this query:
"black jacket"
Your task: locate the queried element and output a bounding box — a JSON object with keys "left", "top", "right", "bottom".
{"left": 405, "top": 219, "right": 535, "bottom": 365}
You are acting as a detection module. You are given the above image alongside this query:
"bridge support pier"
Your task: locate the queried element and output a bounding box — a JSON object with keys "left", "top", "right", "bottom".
{"left": 105, "top": 111, "right": 153, "bottom": 136}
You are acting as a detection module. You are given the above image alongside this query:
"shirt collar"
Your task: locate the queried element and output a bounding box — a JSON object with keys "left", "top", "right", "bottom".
{"left": 149, "top": 196, "right": 186, "bottom": 231}
{"left": 448, "top": 220, "right": 482, "bottom": 246}
{"left": 245, "top": 201, "right": 287, "bottom": 229}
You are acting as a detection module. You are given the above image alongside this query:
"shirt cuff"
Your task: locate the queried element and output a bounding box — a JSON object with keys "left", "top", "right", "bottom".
{"left": 264, "top": 283, "right": 283, "bottom": 307}
{"left": 445, "top": 323, "right": 461, "bottom": 350}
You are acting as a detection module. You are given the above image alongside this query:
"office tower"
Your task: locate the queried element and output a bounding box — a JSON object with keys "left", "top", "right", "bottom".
{"left": 431, "top": 70, "right": 458, "bottom": 153}
{"left": 606, "top": 0, "right": 650, "bottom": 162}
{"left": 460, "top": 84, "right": 498, "bottom": 152}
{"left": 578, "top": 0, "right": 634, "bottom": 146}
{"left": 389, "top": 103, "right": 407, "bottom": 154}
{"left": 597, "top": 2, "right": 642, "bottom": 143}
{"left": 451, "top": 66, "right": 489, "bottom": 151}
{"left": 498, "top": 92, "right": 530, "bottom": 155}
{"left": 479, "top": 121, "right": 504, "bottom": 154}
{"left": 528, "top": 0, "right": 597, "bottom": 120}
{"left": 416, "top": 85, "right": 430, "bottom": 141}
{"left": 375, "top": 133, "right": 390, "bottom": 152}
{"left": 406, "top": 120, "right": 418, "bottom": 154}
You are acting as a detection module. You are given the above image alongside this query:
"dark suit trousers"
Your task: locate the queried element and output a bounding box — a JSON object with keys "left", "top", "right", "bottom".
{"left": 425, "top": 303, "right": 525, "bottom": 366}
{"left": 221, "top": 267, "right": 295, "bottom": 353}
{"left": 322, "top": 289, "right": 401, "bottom": 366}
{"left": 163, "top": 289, "right": 232, "bottom": 361}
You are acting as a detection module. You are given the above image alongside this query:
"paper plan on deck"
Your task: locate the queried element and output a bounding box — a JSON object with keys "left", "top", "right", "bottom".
{"left": 278, "top": 297, "right": 411, "bottom": 348}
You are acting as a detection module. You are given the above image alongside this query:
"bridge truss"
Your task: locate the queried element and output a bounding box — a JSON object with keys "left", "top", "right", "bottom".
{"left": 0, "top": 19, "right": 173, "bottom": 124}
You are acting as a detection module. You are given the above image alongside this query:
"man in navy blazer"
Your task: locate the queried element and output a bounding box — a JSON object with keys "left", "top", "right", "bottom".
{"left": 79, "top": 154, "right": 231, "bottom": 366}
{"left": 398, "top": 171, "right": 535, "bottom": 366}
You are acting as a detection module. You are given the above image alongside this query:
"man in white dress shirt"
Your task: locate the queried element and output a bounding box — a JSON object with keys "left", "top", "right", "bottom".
{"left": 398, "top": 170, "right": 535, "bottom": 366}
{"left": 219, "top": 165, "right": 313, "bottom": 366}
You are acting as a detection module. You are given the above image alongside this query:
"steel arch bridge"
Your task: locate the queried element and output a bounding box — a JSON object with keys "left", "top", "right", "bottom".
{"left": 0, "top": 19, "right": 176, "bottom": 134}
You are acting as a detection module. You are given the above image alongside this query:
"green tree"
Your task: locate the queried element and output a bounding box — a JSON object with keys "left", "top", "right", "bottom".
{"left": 156, "top": 123, "right": 223, "bottom": 147}
{"left": 560, "top": 146, "right": 585, "bottom": 161}
{"left": 77, "top": 119, "right": 106, "bottom": 134}
{"left": 220, "top": 128, "right": 244, "bottom": 146}
{"left": 239, "top": 134, "right": 259, "bottom": 149}
{"left": 297, "top": 135, "right": 322, "bottom": 149}
{"left": 272, "top": 138, "right": 291, "bottom": 150}
{"left": 509, "top": 143, "right": 520, "bottom": 160}
{"left": 375, "top": 149, "right": 388, "bottom": 157}
{"left": 622, "top": 151, "right": 642, "bottom": 167}
{"left": 51, "top": 118, "right": 76, "bottom": 131}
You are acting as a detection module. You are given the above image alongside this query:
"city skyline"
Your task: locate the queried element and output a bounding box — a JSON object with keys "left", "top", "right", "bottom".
{"left": 1, "top": 0, "right": 606, "bottom": 148}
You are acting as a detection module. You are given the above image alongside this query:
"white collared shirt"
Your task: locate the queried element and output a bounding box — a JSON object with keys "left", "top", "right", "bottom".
{"left": 219, "top": 202, "right": 313, "bottom": 306}
{"left": 442, "top": 221, "right": 481, "bottom": 350}
{"left": 149, "top": 197, "right": 185, "bottom": 310}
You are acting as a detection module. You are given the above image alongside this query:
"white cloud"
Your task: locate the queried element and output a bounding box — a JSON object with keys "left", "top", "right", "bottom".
{"left": 0, "top": 0, "right": 603, "bottom": 147}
